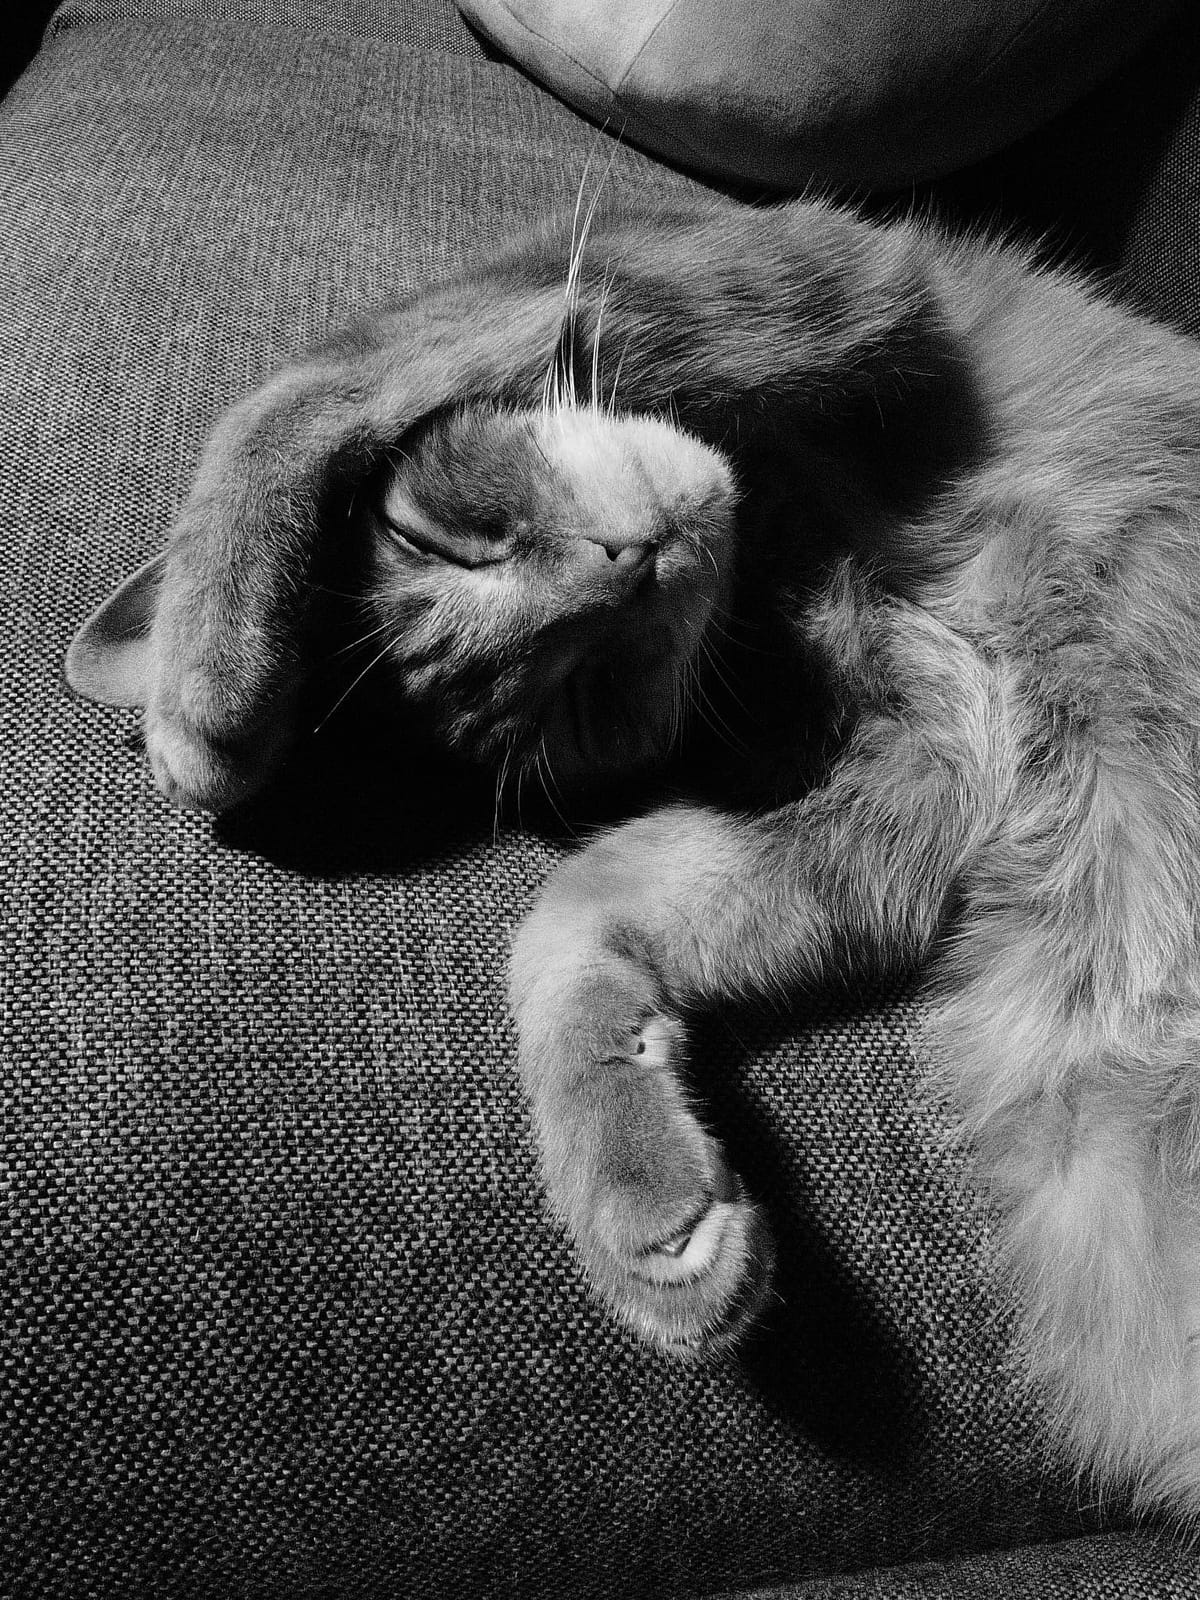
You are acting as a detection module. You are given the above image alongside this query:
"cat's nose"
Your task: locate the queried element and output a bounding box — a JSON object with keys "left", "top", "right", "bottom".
{"left": 581, "top": 537, "right": 656, "bottom": 596}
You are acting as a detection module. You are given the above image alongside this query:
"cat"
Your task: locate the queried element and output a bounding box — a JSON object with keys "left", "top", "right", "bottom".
{"left": 66, "top": 190, "right": 1200, "bottom": 1528}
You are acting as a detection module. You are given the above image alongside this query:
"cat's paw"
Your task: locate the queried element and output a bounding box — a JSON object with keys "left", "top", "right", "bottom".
{"left": 522, "top": 983, "right": 774, "bottom": 1357}
{"left": 144, "top": 684, "right": 294, "bottom": 812}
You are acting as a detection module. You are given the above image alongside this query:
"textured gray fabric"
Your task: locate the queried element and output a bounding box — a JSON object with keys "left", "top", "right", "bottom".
{"left": 724, "top": 1530, "right": 1200, "bottom": 1598}
{"left": 0, "top": 14, "right": 1192, "bottom": 1600}
{"left": 46, "top": 0, "right": 485, "bottom": 52}
{"left": 1121, "top": 33, "right": 1200, "bottom": 340}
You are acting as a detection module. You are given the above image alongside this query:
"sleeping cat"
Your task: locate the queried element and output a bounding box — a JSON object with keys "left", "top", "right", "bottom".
{"left": 66, "top": 192, "right": 1200, "bottom": 1525}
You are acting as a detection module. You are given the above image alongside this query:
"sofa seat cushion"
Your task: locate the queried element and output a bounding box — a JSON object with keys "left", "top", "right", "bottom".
{"left": 46, "top": 0, "right": 485, "bottom": 51}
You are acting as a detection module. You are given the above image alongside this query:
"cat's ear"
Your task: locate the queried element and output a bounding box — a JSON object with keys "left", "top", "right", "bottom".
{"left": 64, "top": 551, "right": 166, "bottom": 708}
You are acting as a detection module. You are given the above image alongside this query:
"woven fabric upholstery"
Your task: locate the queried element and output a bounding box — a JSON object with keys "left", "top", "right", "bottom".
{"left": 1120, "top": 38, "right": 1200, "bottom": 340}
{"left": 726, "top": 1530, "right": 1200, "bottom": 1598}
{"left": 46, "top": 0, "right": 485, "bottom": 51}
{"left": 739, "top": 1536, "right": 1200, "bottom": 1600}
{"left": 2, "top": 13, "right": 1198, "bottom": 1599}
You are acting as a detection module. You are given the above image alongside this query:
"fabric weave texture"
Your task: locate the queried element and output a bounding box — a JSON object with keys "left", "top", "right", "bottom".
{"left": 46, "top": 0, "right": 486, "bottom": 50}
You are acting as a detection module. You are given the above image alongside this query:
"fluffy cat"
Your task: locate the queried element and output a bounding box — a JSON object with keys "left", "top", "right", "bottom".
{"left": 66, "top": 192, "right": 1200, "bottom": 1526}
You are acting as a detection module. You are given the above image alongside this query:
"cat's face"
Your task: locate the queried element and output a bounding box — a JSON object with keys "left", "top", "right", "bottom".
{"left": 365, "top": 403, "right": 738, "bottom": 785}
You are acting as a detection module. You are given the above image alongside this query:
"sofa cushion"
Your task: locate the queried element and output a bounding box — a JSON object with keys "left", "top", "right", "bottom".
{"left": 46, "top": 0, "right": 485, "bottom": 51}
{"left": 456, "top": 0, "right": 1183, "bottom": 188}
{"left": 732, "top": 1533, "right": 1200, "bottom": 1598}
{"left": 1120, "top": 31, "right": 1200, "bottom": 340}
{"left": 0, "top": 12, "right": 1188, "bottom": 1598}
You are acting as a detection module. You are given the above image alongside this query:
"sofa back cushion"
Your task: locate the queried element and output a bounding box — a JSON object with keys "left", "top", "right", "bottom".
{"left": 456, "top": 0, "right": 1183, "bottom": 186}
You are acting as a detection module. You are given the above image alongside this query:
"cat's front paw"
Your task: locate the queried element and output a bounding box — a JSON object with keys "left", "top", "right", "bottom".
{"left": 519, "top": 976, "right": 774, "bottom": 1357}
{"left": 144, "top": 681, "right": 295, "bottom": 812}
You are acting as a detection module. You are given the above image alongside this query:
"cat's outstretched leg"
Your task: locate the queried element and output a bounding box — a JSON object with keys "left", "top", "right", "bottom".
{"left": 510, "top": 610, "right": 1007, "bottom": 1353}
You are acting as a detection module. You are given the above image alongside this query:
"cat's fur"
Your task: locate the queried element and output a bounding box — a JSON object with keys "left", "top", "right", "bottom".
{"left": 67, "top": 192, "right": 1200, "bottom": 1525}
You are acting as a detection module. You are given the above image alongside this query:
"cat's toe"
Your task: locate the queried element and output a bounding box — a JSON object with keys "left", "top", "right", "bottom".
{"left": 592, "top": 1161, "right": 775, "bottom": 1359}
{"left": 145, "top": 701, "right": 289, "bottom": 812}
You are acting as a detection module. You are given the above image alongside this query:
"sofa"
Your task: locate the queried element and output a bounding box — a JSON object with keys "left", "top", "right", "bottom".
{"left": 4, "top": 3, "right": 1200, "bottom": 1595}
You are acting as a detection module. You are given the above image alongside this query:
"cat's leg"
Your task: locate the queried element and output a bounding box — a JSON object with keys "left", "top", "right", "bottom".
{"left": 932, "top": 755, "right": 1200, "bottom": 1524}
{"left": 144, "top": 286, "right": 567, "bottom": 810}
{"left": 511, "top": 617, "right": 1009, "bottom": 1353}
{"left": 939, "top": 983, "right": 1200, "bottom": 1523}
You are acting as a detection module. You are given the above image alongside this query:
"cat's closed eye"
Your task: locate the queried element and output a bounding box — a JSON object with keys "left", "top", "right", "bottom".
{"left": 379, "top": 478, "right": 511, "bottom": 569}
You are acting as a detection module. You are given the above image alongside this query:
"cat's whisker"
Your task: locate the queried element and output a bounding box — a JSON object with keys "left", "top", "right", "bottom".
{"left": 662, "top": 668, "right": 679, "bottom": 755}
{"left": 534, "top": 736, "right": 575, "bottom": 837}
{"left": 548, "top": 312, "right": 578, "bottom": 415}
{"left": 701, "top": 609, "right": 753, "bottom": 652}
{"left": 668, "top": 668, "right": 682, "bottom": 752}
{"left": 555, "top": 313, "right": 576, "bottom": 414}
{"left": 328, "top": 614, "right": 400, "bottom": 660}
{"left": 607, "top": 336, "right": 632, "bottom": 416}
{"left": 677, "top": 531, "right": 723, "bottom": 596}
{"left": 591, "top": 270, "right": 613, "bottom": 412}
{"left": 697, "top": 633, "right": 752, "bottom": 724}
{"left": 494, "top": 737, "right": 516, "bottom": 845}
{"left": 676, "top": 651, "right": 703, "bottom": 751}
{"left": 558, "top": 140, "right": 626, "bottom": 419}
{"left": 676, "top": 670, "right": 693, "bottom": 752}
{"left": 565, "top": 145, "right": 598, "bottom": 307}
{"left": 561, "top": 174, "right": 595, "bottom": 414}
{"left": 517, "top": 747, "right": 541, "bottom": 830}
{"left": 304, "top": 579, "right": 372, "bottom": 605}
{"left": 565, "top": 136, "right": 620, "bottom": 324}
{"left": 677, "top": 657, "right": 706, "bottom": 752}
{"left": 704, "top": 614, "right": 780, "bottom": 659}
{"left": 705, "top": 603, "right": 774, "bottom": 656}
{"left": 311, "top": 634, "right": 400, "bottom": 734}
{"left": 688, "top": 658, "right": 748, "bottom": 756}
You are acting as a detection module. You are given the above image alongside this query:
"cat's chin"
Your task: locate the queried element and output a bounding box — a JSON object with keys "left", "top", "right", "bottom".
{"left": 535, "top": 646, "right": 688, "bottom": 788}
{"left": 531, "top": 541, "right": 727, "bottom": 787}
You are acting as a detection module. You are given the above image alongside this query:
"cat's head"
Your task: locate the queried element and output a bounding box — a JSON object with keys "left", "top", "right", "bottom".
{"left": 64, "top": 401, "right": 738, "bottom": 797}
{"left": 365, "top": 402, "right": 738, "bottom": 785}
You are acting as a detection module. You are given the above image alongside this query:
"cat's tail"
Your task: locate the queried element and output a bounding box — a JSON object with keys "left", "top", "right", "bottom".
{"left": 932, "top": 920, "right": 1200, "bottom": 1527}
